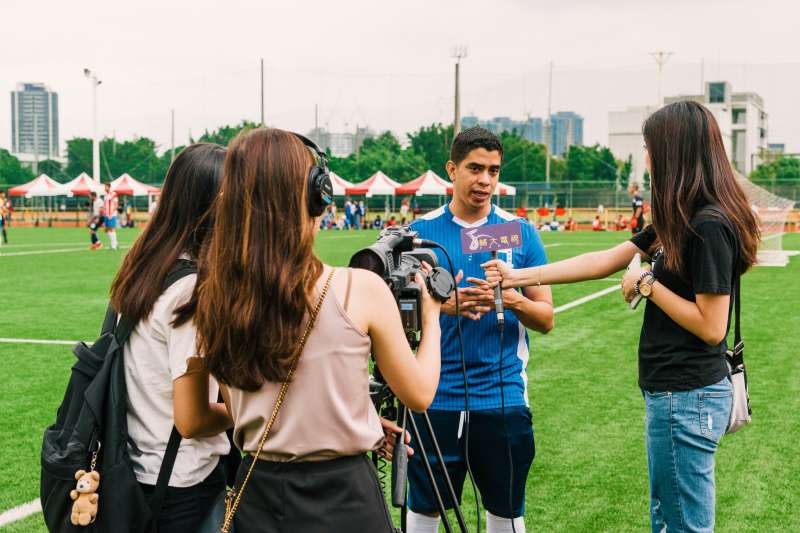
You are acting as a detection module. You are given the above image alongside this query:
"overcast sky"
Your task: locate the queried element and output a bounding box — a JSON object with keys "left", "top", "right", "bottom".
{"left": 2, "top": 0, "right": 798, "bottom": 157}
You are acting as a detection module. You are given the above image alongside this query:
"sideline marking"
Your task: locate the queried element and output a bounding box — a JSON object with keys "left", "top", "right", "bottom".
{"left": 0, "top": 498, "right": 41, "bottom": 528}
{"left": 0, "top": 282, "right": 624, "bottom": 526}
{"left": 0, "top": 245, "right": 129, "bottom": 257}
{"left": 554, "top": 285, "right": 620, "bottom": 314}
{"left": 0, "top": 337, "right": 77, "bottom": 345}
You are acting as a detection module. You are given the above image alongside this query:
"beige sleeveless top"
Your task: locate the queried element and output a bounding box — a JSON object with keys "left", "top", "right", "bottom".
{"left": 226, "top": 269, "right": 384, "bottom": 462}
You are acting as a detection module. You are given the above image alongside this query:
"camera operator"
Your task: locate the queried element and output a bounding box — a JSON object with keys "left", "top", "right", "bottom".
{"left": 191, "top": 128, "right": 442, "bottom": 532}
{"left": 406, "top": 127, "right": 554, "bottom": 533}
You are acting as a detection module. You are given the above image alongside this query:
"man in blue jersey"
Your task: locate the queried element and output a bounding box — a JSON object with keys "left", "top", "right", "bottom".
{"left": 406, "top": 128, "right": 553, "bottom": 533}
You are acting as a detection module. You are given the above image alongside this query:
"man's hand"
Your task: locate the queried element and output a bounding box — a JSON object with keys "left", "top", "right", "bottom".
{"left": 377, "top": 417, "right": 414, "bottom": 461}
{"left": 440, "top": 270, "right": 493, "bottom": 320}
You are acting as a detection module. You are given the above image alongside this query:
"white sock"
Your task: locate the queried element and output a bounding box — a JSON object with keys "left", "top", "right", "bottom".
{"left": 406, "top": 510, "right": 440, "bottom": 533}
{"left": 109, "top": 231, "right": 118, "bottom": 249}
{"left": 486, "top": 511, "right": 525, "bottom": 533}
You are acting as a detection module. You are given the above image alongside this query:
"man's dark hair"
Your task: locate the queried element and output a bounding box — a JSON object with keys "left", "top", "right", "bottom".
{"left": 450, "top": 127, "right": 503, "bottom": 164}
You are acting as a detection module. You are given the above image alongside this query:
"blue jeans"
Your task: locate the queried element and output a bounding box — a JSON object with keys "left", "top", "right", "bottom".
{"left": 643, "top": 378, "right": 732, "bottom": 533}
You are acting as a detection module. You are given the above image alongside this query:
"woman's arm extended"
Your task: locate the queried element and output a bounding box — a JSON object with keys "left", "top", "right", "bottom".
{"left": 483, "top": 240, "right": 644, "bottom": 289}
{"left": 360, "top": 270, "right": 442, "bottom": 412}
{"left": 173, "top": 360, "right": 233, "bottom": 439}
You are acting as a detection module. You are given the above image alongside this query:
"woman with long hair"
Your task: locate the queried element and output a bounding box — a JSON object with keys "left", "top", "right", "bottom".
{"left": 110, "top": 143, "right": 232, "bottom": 532}
{"left": 192, "top": 128, "right": 442, "bottom": 532}
{"left": 483, "top": 100, "right": 760, "bottom": 532}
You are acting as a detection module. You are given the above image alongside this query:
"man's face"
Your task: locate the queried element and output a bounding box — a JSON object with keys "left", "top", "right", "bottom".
{"left": 447, "top": 148, "right": 501, "bottom": 211}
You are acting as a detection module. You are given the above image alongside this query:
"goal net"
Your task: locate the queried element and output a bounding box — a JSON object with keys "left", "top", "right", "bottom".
{"left": 736, "top": 172, "right": 796, "bottom": 267}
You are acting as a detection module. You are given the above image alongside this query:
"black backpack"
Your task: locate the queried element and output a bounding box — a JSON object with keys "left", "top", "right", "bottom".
{"left": 40, "top": 260, "right": 197, "bottom": 532}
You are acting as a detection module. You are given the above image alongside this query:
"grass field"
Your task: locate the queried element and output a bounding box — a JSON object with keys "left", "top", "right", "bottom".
{"left": 1, "top": 226, "right": 798, "bottom": 532}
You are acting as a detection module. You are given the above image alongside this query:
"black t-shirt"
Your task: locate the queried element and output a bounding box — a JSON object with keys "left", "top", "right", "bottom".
{"left": 632, "top": 195, "right": 644, "bottom": 222}
{"left": 630, "top": 208, "right": 736, "bottom": 391}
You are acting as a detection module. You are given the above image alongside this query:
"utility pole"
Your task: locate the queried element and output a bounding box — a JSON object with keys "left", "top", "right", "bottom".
{"left": 544, "top": 61, "right": 553, "bottom": 185}
{"left": 700, "top": 57, "right": 705, "bottom": 93}
{"left": 33, "top": 113, "right": 39, "bottom": 176}
{"left": 260, "top": 57, "right": 265, "bottom": 126}
{"left": 83, "top": 68, "right": 102, "bottom": 182}
{"left": 452, "top": 46, "right": 468, "bottom": 136}
{"left": 650, "top": 51, "right": 673, "bottom": 108}
{"left": 170, "top": 109, "right": 176, "bottom": 162}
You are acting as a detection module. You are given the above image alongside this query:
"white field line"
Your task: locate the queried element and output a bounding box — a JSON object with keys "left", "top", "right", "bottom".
{"left": 0, "top": 241, "right": 90, "bottom": 248}
{"left": 0, "top": 337, "right": 77, "bottom": 345}
{"left": 0, "top": 245, "right": 129, "bottom": 257}
{"left": 0, "top": 498, "right": 41, "bottom": 528}
{"left": 543, "top": 243, "right": 561, "bottom": 248}
{"left": 0, "top": 281, "right": 623, "bottom": 526}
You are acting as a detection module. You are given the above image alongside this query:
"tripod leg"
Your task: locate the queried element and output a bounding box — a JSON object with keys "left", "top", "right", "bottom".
{"left": 420, "top": 411, "right": 469, "bottom": 533}
{"left": 407, "top": 413, "right": 454, "bottom": 533}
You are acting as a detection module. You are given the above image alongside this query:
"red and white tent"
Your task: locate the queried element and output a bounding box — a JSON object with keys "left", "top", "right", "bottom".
{"left": 446, "top": 181, "right": 517, "bottom": 196}
{"left": 8, "top": 174, "right": 65, "bottom": 198}
{"left": 396, "top": 170, "right": 451, "bottom": 196}
{"left": 58, "top": 173, "right": 105, "bottom": 197}
{"left": 330, "top": 171, "right": 355, "bottom": 196}
{"left": 110, "top": 173, "right": 160, "bottom": 196}
{"left": 346, "top": 171, "right": 400, "bottom": 197}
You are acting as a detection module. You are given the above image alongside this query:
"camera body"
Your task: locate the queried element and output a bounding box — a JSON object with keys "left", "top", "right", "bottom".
{"left": 349, "top": 226, "right": 454, "bottom": 338}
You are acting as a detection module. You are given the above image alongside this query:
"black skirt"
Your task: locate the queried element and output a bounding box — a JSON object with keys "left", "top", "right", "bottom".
{"left": 233, "top": 453, "right": 395, "bottom": 533}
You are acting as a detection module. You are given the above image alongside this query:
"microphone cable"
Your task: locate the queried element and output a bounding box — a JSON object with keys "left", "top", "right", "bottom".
{"left": 424, "top": 242, "right": 482, "bottom": 533}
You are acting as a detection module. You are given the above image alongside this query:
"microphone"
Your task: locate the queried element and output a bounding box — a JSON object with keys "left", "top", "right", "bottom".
{"left": 459, "top": 221, "right": 524, "bottom": 330}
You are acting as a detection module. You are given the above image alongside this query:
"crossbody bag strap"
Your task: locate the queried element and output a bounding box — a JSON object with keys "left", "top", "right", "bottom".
{"left": 220, "top": 269, "right": 335, "bottom": 533}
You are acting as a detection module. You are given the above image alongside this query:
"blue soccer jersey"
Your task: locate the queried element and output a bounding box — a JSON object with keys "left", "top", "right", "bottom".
{"left": 410, "top": 204, "right": 548, "bottom": 411}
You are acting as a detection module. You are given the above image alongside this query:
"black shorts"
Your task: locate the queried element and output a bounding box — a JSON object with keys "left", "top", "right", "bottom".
{"left": 407, "top": 407, "right": 535, "bottom": 518}
{"left": 234, "top": 454, "right": 394, "bottom": 533}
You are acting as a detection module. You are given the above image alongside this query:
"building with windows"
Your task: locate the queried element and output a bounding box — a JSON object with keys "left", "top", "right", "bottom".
{"left": 11, "top": 83, "right": 60, "bottom": 163}
{"left": 307, "top": 126, "right": 375, "bottom": 157}
{"left": 549, "top": 111, "right": 584, "bottom": 156}
{"left": 461, "top": 115, "right": 544, "bottom": 143}
{"left": 609, "top": 81, "right": 770, "bottom": 184}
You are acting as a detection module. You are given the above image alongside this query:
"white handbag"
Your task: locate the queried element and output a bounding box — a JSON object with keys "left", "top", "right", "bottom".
{"left": 725, "top": 275, "right": 751, "bottom": 434}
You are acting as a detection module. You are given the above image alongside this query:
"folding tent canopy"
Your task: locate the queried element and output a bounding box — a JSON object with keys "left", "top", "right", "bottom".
{"left": 8, "top": 174, "right": 64, "bottom": 198}
{"left": 57, "top": 173, "right": 105, "bottom": 197}
{"left": 346, "top": 171, "right": 400, "bottom": 197}
{"left": 110, "top": 173, "right": 160, "bottom": 196}
{"left": 329, "top": 171, "right": 355, "bottom": 196}
{"left": 395, "top": 170, "right": 451, "bottom": 196}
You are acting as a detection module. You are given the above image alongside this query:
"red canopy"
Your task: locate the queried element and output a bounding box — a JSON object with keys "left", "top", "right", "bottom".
{"left": 346, "top": 171, "right": 400, "bottom": 196}
{"left": 8, "top": 174, "right": 64, "bottom": 197}
{"left": 110, "top": 174, "right": 160, "bottom": 196}
{"left": 395, "top": 170, "right": 451, "bottom": 196}
{"left": 59, "top": 173, "right": 105, "bottom": 197}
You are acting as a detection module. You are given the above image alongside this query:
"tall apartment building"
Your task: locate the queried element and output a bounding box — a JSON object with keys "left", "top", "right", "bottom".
{"left": 609, "top": 81, "right": 769, "bottom": 184}
{"left": 307, "top": 126, "right": 375, "bottom": 157}
{"left": 461, "top": 115, "right": 544, "bottom": 143}
{"left": 11, "top": 82, "right": 60, "bottom": 160}
{"left": 549, "top": 111, "right": 584, "bottom": 156}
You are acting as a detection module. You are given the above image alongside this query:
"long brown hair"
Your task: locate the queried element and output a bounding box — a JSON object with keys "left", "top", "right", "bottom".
{"left": 110, "top": 143, "right": 225, "bottom": 323}
{"left": 643, "top": 101, "right": 760, "bottom": 276}
{"left": 193, "top": 128, "right": 322, "bottom": 391}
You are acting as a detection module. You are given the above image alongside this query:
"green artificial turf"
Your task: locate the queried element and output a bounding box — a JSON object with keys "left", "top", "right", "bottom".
{"left": 0, "top": 227, "right": 798, "bottom": 532}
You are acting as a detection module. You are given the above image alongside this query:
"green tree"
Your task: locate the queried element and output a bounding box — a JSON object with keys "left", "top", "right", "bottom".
{"left": 617, "top": 155, "right": 633, "bottom": 189}
{"left": 329, "top": 132, "right": 426, "bottom": 182}
{"left": 65, "top": 138, "right": 93, "bottom": 179}
{"left": 0, "top": 149, "right": 35, "bottom": 186}
{"left": 750, "top": 156, "right": 800, "bottom": 183}
{"left": 198, "top": 121, "right": 259, "bottom": 146}
{"left": 407, "top": 123, "right": 453, "bottom": 176}
{"left": 38, "top": 159, "right": 66, "bottom": 182}
{"left": 565, "top": 144, "right": 619, "bottom": 184}
{"left": 497, "top": 133, "right": 549, "bottom": 182}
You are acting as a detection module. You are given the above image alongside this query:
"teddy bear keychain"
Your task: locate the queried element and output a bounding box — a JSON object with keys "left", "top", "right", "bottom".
{"left": 70, "top": 469, "right": 100, "bottom": 526}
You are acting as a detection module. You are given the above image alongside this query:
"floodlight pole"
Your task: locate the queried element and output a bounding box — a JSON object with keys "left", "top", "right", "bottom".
{"left": 452, "top": 46, "right": 468, "bottom": 136}
{"left": 84, "top": 68, "right": 102, "bottom": 182}
{"left": 650, "top": 51, "right": 673, "bottom": 108}
{"left": 545, "top": 61, "right": 553, "bottom": 185}
{"left": 260, "top": 57, "right": 265, "bottom": 126}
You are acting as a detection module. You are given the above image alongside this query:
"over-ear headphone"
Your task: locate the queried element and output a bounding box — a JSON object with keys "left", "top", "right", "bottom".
{"left": 292, "top": 132, "right": 333, "bottom": 217}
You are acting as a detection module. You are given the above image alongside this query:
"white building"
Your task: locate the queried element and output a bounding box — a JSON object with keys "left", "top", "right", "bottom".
{"left": 609, "top": 81, "right": 769, "bottom": 184}
{"left": 608, "top": 105, "right": 655, "bottom": 187}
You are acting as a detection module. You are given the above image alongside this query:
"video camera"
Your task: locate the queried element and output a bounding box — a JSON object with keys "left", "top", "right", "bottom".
{"left": 349, "top": 226, "right": 454, "bottom": 339}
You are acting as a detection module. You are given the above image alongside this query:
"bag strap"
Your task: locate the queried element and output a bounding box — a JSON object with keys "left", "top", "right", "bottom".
{"left": 147, "top": 426, "right": 182, "bottom": 527}
{"left": 220, "top": 269, "right": 335, "bottom": 533}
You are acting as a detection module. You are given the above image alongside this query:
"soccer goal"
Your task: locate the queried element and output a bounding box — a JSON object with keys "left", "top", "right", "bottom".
{"left": 736, "top": 173, "right": 797, "bottom": 267}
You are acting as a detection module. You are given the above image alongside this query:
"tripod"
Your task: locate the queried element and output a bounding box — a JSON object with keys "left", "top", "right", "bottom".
{"left": 371, "top": 335, "right": 469, "bottom": 533}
